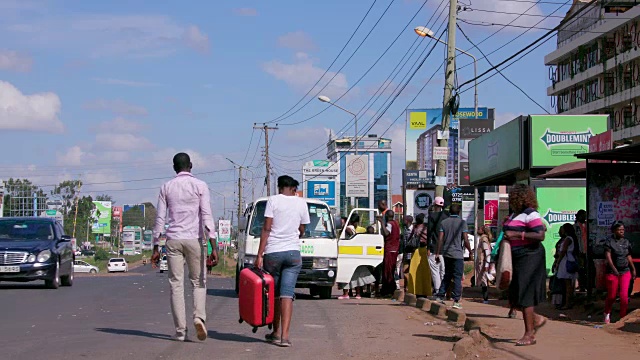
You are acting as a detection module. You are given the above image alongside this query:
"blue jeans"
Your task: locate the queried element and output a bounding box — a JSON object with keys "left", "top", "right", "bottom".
{"left": 436, "top": 257, "right": 464, "bottom": 302}
{"left": 263, "top": 250, "right": 302, "bottom": 299}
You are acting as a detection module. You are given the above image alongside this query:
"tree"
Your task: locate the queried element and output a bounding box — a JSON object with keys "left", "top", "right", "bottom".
{"left": 51, "top": 180, "right": 82, "bottom": 217}
{"left": 122, "top": 205, "right": 145, "bottom": 228}
{"left": 65, "top": 195, "right": 98, "bottom": 241}
{"left": 95, "top": 194, "right": 115, "bottom": 204}
{"left": 143, "top": 202, "right": 157, "bottom": 230}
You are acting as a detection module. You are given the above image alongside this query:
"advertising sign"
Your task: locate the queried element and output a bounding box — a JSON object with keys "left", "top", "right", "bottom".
{"left": 40, "top": 209, "right": 64, "bottom": 226}
{"left": 112, "top": 206, "right": 123, "bottom": 233}
{"left": 345, "top": 155, "right": 369, "bottom": 197}
{"left": 459, "top": 119, "right": 494, "bottom": 139}
{"left": 302, "top": 160, "right": 339, "bottom": 176}
{"left": 306, "top": 181, "right": 336, "bottom": 206}
{"left": 123, "top": 204, "right": 146, "bottom": 218}
{"left": 484, "top": 192, "right": 499, "bottom": 227}
{"left": 122, "top": 231, "right": 135, "bottom": 255}
{"left": 218, "top": 219, "right": 231, "bottom": 244}
{"left": 410, "top": 190, "right": 434, "bottom": 216}
{"left": 0, "top": 180, "right": 4, "bottom": 218}
{"left": 404, "top": 170, "right": 435, "bottom": 189}
{"left": 588, "top": 129, "right": 612, "bottom": 163}
{"left": 433, "top": 146, "right": 449, "bottom": 160}
{"left": 537, "top": 187, "right": 586, "bottom": 274}
{"left": 469, "top": 117, "right": 523, "bottom": 184}
{"left": 530, "top": 115, "right": 608, "bottom": 167}
{"left": 91, "top": 201, "right": 112, "bottom": 235}
{"left": 597, "top": 201, "right": 615, "bottom": 227}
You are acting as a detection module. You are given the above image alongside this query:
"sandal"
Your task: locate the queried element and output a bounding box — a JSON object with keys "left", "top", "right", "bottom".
{"left": 515, "top": 338, "right": 537, "bottom": 346}
{"left": 265, "top": 333, "right": 280, "bottom": 343}
{"left": 279, "top": 339, "right": 292, "bottom": 347}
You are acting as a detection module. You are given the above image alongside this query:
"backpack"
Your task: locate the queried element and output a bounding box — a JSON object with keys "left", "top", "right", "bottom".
{"left": 427, "top": 212, "right": 445, "bottom": 250}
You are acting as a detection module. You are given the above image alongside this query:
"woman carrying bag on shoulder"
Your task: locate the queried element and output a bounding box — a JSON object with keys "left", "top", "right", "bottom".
{"left": 406, "top": 213, "right": 432, "bottom": 297}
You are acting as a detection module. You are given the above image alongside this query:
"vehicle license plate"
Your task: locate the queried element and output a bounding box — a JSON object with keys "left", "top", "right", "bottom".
{"left": 0, "top": 266, "right": 20, "bottom": 273}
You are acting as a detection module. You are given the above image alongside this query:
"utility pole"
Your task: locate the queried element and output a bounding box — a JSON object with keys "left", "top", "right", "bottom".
{"left": 72, "top": 180, "right": 82, "bottom": 238}
{"left": 435, "top": 0, "right": 459, "bottom": 198}
{"left": 254, "top": 123, "right": 278, "bottom": 196}
{"left": 237, "top": 166, "right": 242, "bottom": 234}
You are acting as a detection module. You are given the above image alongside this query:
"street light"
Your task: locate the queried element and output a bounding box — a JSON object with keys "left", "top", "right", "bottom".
{"left": 414, "top": 26, "right": 478, "bottom": 119}
{"left": 317, "top": 95, "right": 359, "bottom": 154}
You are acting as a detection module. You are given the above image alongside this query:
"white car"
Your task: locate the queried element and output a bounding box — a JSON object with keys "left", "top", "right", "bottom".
{"left": 107, "top": 258, "right": 128, "bottom": 273}
{"left": 74, "top": 260, "right": 99, "bottom": 274}
{"left": 159, "top": 255, "right": 168, "bottom": 273}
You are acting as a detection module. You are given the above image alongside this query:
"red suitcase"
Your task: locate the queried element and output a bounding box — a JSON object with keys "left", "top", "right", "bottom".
{"left": 238, "top": 267, "right": 275, "bottom": 333}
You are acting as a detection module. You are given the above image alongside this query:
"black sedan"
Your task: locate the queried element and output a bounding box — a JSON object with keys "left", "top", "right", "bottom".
{"left": 0, "top": 217, "right": 74, "bottom": 289}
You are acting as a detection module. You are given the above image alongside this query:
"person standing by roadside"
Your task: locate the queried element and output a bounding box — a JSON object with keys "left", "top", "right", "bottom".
{"left": 603, "top": 221, "right": 637, "bottom": 324}
{"left": 553, "top": 223, "right": 579, "bottom": 309}
{"left": 255, "top": 175, "right": 310, "bottom": 347}
{"left": 406, "top": 213, "right": 431, "bottom": 297}
{"left": 502, "top": 184, "right": 547, "bottom": 346}
{"left": 428, "top": 198, "right": 448, "bottom": 295}
{"left": 399, "top": 215, "right": 414, "bottom": 292}
{"left": 434, "top": 204, "right": 471, "bottom": 309}
{"left": 151, "top": 152, "right": 216, "bottom": 342}
{"left": 573, "top": 210, "right": 588, "bottom": 291}
{"left": 379, "top": 210, "right": 400, "bottom": 297}
{"left": 475, "top": 225, "right": 493, "bottom": 304}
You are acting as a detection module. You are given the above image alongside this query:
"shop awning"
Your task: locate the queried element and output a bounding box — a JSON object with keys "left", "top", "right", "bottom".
{"left": 575, "top": 142, "right": 640, "bottom": 161}
{"left": 537, "top": 160, "right": 586, "bottom": 178}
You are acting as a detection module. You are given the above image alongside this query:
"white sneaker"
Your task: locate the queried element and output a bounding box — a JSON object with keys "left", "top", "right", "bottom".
{"left": 194, "top": 318, "right": 207, "bottom": 341}
{"left": 174, "top": 331, "right": 186, "bottom": 342}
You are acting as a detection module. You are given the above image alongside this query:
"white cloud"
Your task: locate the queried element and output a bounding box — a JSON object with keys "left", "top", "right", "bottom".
{"left": 233, "top": 8, "right": 258, "bottom": 16}
{"left": 95, "top": 117, "right": 148, "bottom": 133}
{"left": 0, "top": 80, "right": 64, "bottom": 133}
{"left": 7, "top": 14, "right": 210, "bottom": 58}
{"left": 0, "top": 50, "right": 32, "bottom": 72}
{"left": 56, "top": 146, "right": 94, "bottom": 166}
{"left": 183, "top": 25, "right": 210, "bottom": 54}
{"left": 95, "top": 132, "right": 153, "bottom": 152}
{"left": 92, "top": 78, "right": 162, "bottom": 87}
{"left": 278, "top": 31, "right": 316, "bottom": 51}
{"left": 263, "top": 52, "right": 352, "bottom": 99}
{"left": 83, "top": 99, "right": 148, "bottom": 117}
{"left": 457, "top": 0, "right": 560, "bottom": 32}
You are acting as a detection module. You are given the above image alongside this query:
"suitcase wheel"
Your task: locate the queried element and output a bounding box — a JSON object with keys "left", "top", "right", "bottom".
{"left": 268, "top": 324, "right": 273, "bottom": 330}
{"left": 239, "top": 318, "right": 243, "bottom": 324}
{"left": 252, "top": 327, "right": 258, "bottom": 334}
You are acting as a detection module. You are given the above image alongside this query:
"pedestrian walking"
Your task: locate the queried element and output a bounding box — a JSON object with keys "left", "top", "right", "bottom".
{"left": 406, "top": 213, "right": 431, "bottom": 297}
{"left": 603, "top": 221, "right": 637, "bottom": 324}
{"left": 475, "top": 225, "right": 493, "bottom": 304}
{"left": 379, "top": 210, "right": 400, "bottom": 297}
{"left": 428, "top": 198, "right": 448, "bottom": 295}
{"left": 502, "top": 184, "right": 547, "bottom": 346}
{"left": 255, "top": 175, "right": 310, "bottom": 347}
{"left": 434, "top": 204, "right": 471, "bottom": 309}
{"left": 552, "top": 223, "right": 579, "bottom": 309}
{"left": 151, "top": 152, "right": 217, "bottom": 342}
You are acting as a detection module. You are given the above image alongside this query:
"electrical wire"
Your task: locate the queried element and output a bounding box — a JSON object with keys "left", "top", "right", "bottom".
{"left": 457, "top": 23, "right": 550, "bottom": 113}
{"left": 240, "top": 128, "right": 255, "bottom": 166}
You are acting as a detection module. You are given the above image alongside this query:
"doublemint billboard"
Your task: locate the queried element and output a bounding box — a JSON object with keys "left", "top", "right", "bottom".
{"left": 468, "top": 117, "right": 523, "bottom": 184}
{"left": 530, "top": 115, "right": 608, "bottom": 167}
{"left": 92, "top": 201, "right": 112, "bottom": 235}
{"left": 536, "top": 187, "right": 586, "bottom": 275}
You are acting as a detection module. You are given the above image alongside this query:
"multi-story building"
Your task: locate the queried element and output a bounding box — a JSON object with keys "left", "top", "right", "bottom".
{"left": 546, "top": 0, "right": 640, "bottom": 143}
{"left": 326, "top": 134, "right": 392, "bottom": 216}
{"left": 416, "top": 125, "right": 458, "bottom": 185}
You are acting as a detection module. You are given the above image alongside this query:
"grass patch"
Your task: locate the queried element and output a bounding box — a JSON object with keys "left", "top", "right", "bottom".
{"left": 210, "top": 248, "right": 237, "bottom": 278}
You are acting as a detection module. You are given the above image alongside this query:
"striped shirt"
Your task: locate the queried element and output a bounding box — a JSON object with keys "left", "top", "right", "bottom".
{"left": 503, "top": 208, "right": 544, "bottom": 247}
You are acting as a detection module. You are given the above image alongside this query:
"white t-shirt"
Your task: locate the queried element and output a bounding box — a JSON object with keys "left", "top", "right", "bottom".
{"left": 264, "top": 194, "right": 311, "bottom": 254}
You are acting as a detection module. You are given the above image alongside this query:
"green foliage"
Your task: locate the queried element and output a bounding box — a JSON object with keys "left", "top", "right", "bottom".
{"left": 94, "top": 248, "right": 109, "bottom": 261}
{"left": 95, "top": 194, "right": 115, "bottom": 204}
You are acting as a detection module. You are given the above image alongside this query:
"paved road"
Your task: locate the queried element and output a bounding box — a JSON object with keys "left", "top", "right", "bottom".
{"left": 0, "top": 265, "right": 460, "bottom": 360}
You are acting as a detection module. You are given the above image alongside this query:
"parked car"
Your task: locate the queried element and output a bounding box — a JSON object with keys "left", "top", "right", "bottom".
{"left": 159, "top": 255, "right": 168, "bottom": 273}
{"left": 81, "top": 250, "right": 95, "bottom": 257}
{"left": 73, "top": 260, "right": 99, "bottom": 274}
{"left": 0, "top": 217, "right": 74, "bottom": 289}
{"left": 107, "top": 258, "right": 128, "bottom": 273}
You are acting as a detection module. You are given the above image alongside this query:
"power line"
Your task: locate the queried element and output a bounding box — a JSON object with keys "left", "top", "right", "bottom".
{"left": 240, "top": 128, "right": 256, "bottom": 166}
{"left": 463, "top": 7, "right": 567, "bottom": 19}
{"left": 267, "top": 0, "right": 397, "bottom": 124}
{"left": 457, "top": 23, "right": 550, "bottom": 114}
{"left": 458, "top": 18, "right": 616, "bottom": 34}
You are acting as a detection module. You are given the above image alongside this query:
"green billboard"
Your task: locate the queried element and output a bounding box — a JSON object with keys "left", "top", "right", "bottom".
{"left": 468, "top": 117, "right": 523, "bottom": 184}
{"left": 92, "top": 201, "right": 112, "bottom": 235}
{"left": 530, "top": 115, "right": 608, "bottom": 167}
{"left": 536, "top": 187, "right": 586, "bottom": 275}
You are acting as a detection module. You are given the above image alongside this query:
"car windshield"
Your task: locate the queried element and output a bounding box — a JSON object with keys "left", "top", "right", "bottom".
{"left": 0, "top": 219, "right": 54, "bottom": 241}
{"left": 248, "top": 200, "right": 335, "bottom": 239}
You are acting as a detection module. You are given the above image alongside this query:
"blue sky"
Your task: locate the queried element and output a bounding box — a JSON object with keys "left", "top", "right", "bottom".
{"left": 0, "top": 0, "right": 567, "bottom": 216}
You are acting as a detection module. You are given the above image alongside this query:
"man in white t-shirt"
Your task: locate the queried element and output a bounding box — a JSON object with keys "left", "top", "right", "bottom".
{"left": 255, "top": 175, "right": 310, "bottom": 348}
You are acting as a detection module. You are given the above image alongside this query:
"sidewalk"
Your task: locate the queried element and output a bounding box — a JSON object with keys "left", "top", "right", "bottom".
{"left": 400, "top": 289, "right": 640, "bottom": 359}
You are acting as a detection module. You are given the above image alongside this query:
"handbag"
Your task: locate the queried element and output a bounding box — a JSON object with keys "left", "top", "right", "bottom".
{"left": 496, "top": 238, "right": 512, "bottom": 291}
{"left": 404, "top": 227, "right": 423, "bottom": 253}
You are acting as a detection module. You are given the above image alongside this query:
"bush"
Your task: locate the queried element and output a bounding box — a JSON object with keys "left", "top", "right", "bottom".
{"left": 94, "top": 248, "right": 109, "bottom": 261}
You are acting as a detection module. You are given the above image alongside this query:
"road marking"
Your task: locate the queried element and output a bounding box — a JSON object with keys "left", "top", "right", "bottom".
{"left": 303, "top": 324, "right": 325, "bottom": 329}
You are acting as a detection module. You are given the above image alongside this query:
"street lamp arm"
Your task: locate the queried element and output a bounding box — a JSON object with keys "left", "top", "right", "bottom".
{"left": 326, "top": 102, "right": 358, "bottom": 119}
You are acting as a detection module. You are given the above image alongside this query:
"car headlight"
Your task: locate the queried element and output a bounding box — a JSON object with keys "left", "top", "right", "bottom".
{"left": 27, "top": 254, "right": 36, "bottom": 263}
{"left": 328, "top": 259, "right": 338, "bottom": 268}
{"left": 37, "top": 250, "right": 52, "bottom": 263}
{"left": 313, "top": 258, "right": 329, "bottom": 269}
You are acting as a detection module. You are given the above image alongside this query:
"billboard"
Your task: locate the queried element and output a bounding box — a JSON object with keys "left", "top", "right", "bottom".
{"left": 112, "top": 206, "right": 123, "bottom": 233}
{"left": 345, "top": 155, "right": 369, "bottom": 197}
{"left": 588, "top": 129, "right": 612, "bottom": 163}
{"left": 536, "top": 186, "right": 586, "bottom": 275}
{"left": 302, "top": 160, "right": 339, "bottom": 176}
{"left": 468, "top": 117, "right": 523, "bottom": 184}
{"left": 0, "top": 179, "right": 4, "bottom": 218}
{"left": 306, "top": 181, "right": 336, "bottom": 206}
{"left": 530, "top": 115, "right": 608, "bottom": 168}
{"left": 218, "top": 219, "right": 231, "bottom": 244}
{"left": 92, "top": 201, "right": 112, "bottom": 235}
{"left": 459, "top": 119, "right": 495, "bottom": 186}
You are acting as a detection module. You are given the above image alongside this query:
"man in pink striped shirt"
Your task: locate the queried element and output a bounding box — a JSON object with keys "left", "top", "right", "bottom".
{"left": 152, "top": 152, "right": 216, "bottom": 342}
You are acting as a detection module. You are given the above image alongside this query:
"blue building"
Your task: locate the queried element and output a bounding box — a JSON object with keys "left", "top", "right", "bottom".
{"left": 326, "top": 134, "right": 392, "bottom": 216}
